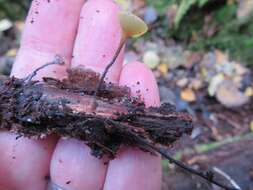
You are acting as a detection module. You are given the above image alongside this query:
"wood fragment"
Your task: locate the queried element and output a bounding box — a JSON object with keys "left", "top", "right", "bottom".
{"left": 0, "top": 67, "right": 192, "bottom": 158}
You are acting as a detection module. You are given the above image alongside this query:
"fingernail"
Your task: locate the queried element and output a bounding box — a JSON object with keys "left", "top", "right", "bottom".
{"left": 47, "top": 181, "right": 67, "bottom": 190}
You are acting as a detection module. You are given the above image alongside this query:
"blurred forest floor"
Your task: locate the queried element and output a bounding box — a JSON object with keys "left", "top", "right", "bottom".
{"left": 0, "top": 0, "right": 253, "bottom": 189}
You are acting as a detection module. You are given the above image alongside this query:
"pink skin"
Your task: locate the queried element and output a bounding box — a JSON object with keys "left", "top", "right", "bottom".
{"left": 103, "top": 62, "right": 162, "bottom": 190}
{"left": 0, "top": 0, "right": 162, "bottom": 190}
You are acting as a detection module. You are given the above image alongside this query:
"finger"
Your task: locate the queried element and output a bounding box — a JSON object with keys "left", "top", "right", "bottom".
{"left": 50, "top": 139, "right": 108, "bottom": 190}
{"left": 103, "top": 61, "right": 162, "bottom": 190}
{"left": 50, "top": 1, "right": 124, "bottom": 190}
{"left": 12, "top": 0, "right": 85, "bottom": 79}
{"left": 0, "top": 1, "right": 85, "bottom": 190}
{"left": 71, "top": 0, "right": 124, "bottom": 83}
{"left": 0, "top": 132, "right": 57, "bottom": 190}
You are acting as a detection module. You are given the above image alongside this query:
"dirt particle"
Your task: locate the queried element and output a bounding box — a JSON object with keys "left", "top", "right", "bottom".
{"left": 96, "top": 10, "right": 100, "bottom": 13}
{"left": 146, "top": 88, "right": 149, "bottom": 92}
{"left": 15, "top": 135, "right": 22, "bottom": 140}
{"left": 44, "top": 175, "right": 50, "bottom": 181}
{"left": 136, "top": 90, "right": 141, "bottom": 94}
{"left": 59, "top": 159, "right": 63, "bottom": 163}
{"left": 66, "top": 180, "right": 71, "bottom": 185}
{"left": 12, "top": 156, "right": 15, "bottom": 159}
{"left": 102, "top": 54, "right": 106, "bottom": 58}
{"left": 137, "top": 81, "right": 140, "bottom": 85}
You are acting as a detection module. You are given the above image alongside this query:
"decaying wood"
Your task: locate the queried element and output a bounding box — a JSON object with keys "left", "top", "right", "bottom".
{"left": 0, "top": 67, "right": 192, "bottom": 157}
{"left": 0, "top": 65, "right": 238, "bottom": 189}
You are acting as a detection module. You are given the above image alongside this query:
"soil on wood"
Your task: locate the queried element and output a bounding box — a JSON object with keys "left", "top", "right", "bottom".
{"left": 0, "top": 66, "right": 193, "bottom": 158}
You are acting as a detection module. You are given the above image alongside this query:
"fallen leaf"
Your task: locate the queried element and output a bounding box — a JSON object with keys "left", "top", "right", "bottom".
{"left": 245, "top": 87, "right": 253, "bottom": 97}
{"left": 158, "top": 63, "right": 168, "bottom": 76}
{"left": 215, "top": 80, "right": 249, "bottom": 108}
{"left": 181, "top": 88, "right": 196, "bottom": 102}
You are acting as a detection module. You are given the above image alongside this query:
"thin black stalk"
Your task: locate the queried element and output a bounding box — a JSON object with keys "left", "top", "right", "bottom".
{"left": 23, "top": 55, "right": 64, "bottom": 82}
{"left": 91, "top": 39, "right": 125, "bottom": 109}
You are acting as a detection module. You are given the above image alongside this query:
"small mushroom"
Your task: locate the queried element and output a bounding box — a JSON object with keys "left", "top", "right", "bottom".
{"left": 118, "top": 11, "right": 148, "bottom": 38}
{"left": 93, "top": 11, "right": 148, "bottom": 99}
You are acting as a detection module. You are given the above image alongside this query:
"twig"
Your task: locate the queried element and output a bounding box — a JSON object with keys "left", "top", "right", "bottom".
{"left": 23, "top": 55, "right": 65, "bottom": 82}
{"left": 216, "top": 114, "right": 241, "bottom": 130}
{"left": 136, "top": 137, "right": 239, "bottom": 190}
{"left": 213, "top": 167, "right": 242, "bottom": 190}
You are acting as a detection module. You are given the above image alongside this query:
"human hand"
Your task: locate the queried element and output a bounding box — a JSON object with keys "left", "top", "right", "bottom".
{"left": 0, "top": 1, "right": 161, "bottom": 190}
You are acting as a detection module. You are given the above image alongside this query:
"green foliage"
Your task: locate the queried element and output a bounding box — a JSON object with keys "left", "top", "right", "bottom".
{"left": 214, "top": 3, "right": 238, "bottom": 27}
{"left": 198, "top": 0, "right": 209, "bottom": 7}
{"left": 182, "top": 3, "right": 253, "bottom": 65}
{"left": 146, "top": 0, "right": 174, "bottom": 14}
{"left": 146, "top": 0, "right": 253, "bottom": 66}
{"left": 146, "top": 0, "right": 210, "bottom": 27}
{"left": 174, "top": 0, "right": 210, "bottom": 28}
{"left": 0, "top": 0, "right": 29, "bottom": 20}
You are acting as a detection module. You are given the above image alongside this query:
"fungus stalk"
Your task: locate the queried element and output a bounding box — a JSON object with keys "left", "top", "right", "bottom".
{"left": 91, "top": 11, "right": 148, "bottom": 110}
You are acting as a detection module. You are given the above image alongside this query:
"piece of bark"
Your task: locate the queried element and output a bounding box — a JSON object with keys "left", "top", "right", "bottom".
{"left": 0, "top": 67, "right": 193, "bottom": 158}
